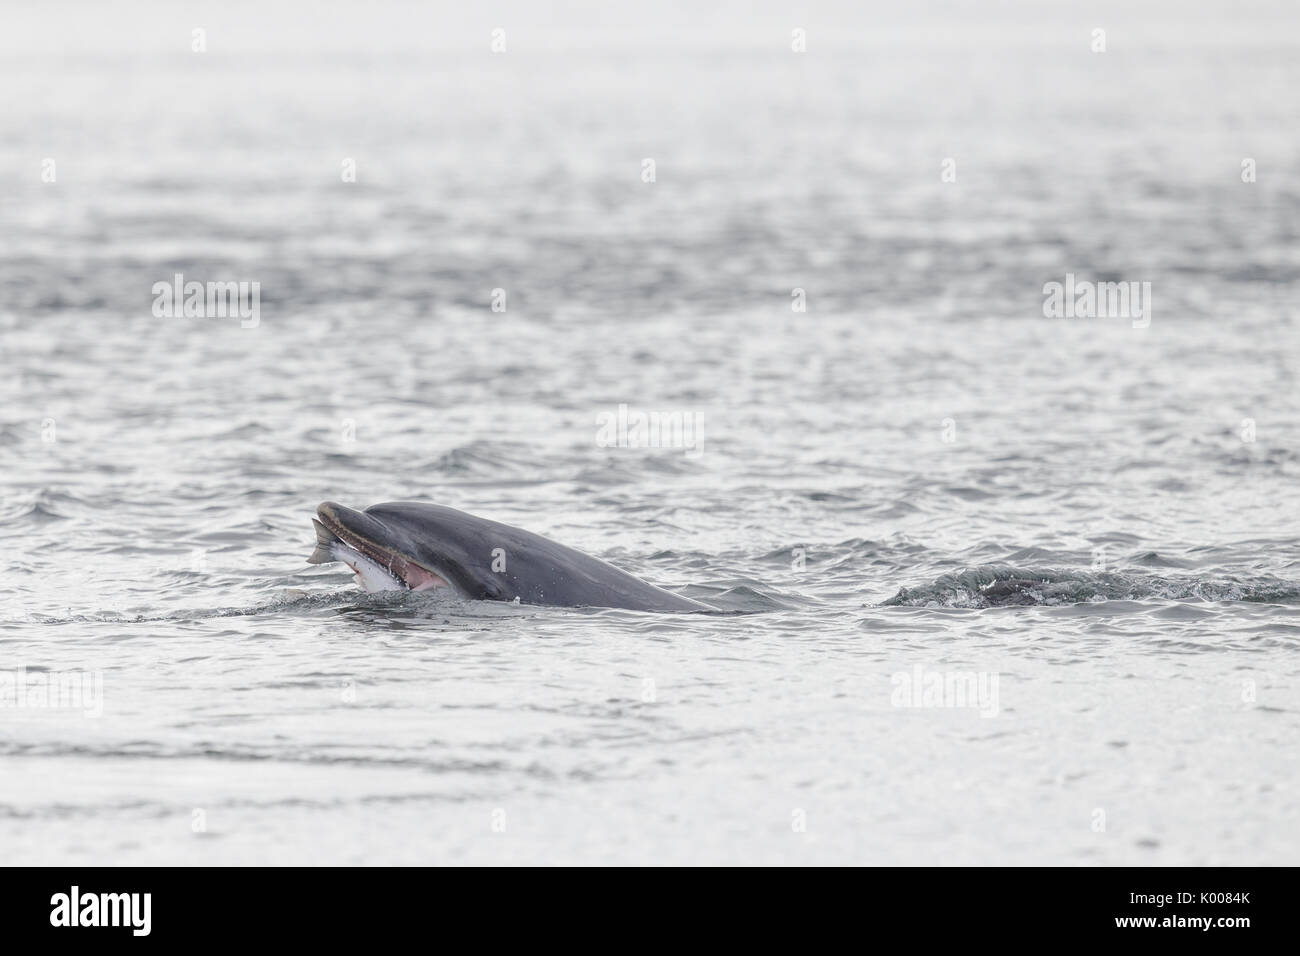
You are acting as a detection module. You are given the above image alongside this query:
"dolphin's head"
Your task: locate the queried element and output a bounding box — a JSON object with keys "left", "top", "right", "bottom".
{"left": 308, "top": 501, "right": 509, "bottom": 600}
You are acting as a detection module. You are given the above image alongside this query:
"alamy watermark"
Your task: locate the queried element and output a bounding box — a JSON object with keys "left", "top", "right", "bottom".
{"left": 152, "top": 273, "right": 260, "bottom": 328}
{"left": 50, "top": 886, "right": 150, "bottom": 936}
{"left": 0, "top": 667, "right": 103, "bottom": 717}
{"left": 890, "top": 665, "right": 1000, "bottom": 718}
{"left": 1042, "top": 273, "right": 1151, "bottom": 329}
{"left": 596, "top": 404, "right": 704, "bottom": 459}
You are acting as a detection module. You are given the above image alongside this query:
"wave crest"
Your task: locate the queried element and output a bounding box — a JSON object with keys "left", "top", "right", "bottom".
{"left": 883, "top": 565, "right": 1300, "bottom": 608}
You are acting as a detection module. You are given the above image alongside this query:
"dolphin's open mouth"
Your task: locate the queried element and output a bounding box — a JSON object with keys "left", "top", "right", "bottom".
{"left": 308, "top": 502, "right": 452, "bottom": 593}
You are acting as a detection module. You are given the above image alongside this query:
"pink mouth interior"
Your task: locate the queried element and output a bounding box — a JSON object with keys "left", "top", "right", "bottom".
{"left": 402, "top": 564, "right": 449, "bottom": 591}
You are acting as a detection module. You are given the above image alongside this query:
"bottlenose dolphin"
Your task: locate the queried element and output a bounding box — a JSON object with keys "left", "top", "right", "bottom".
{"left": 307, "top": 501, "right": 711, "bottom": 612}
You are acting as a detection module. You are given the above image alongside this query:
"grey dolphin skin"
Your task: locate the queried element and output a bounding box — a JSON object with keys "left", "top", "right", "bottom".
{"left": 307, "top": 501, "right": 712, "bottom": 612}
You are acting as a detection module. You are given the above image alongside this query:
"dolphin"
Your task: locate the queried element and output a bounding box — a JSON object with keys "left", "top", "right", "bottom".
{"left": 307, "top": 501, "right": 712, "bottom": 612}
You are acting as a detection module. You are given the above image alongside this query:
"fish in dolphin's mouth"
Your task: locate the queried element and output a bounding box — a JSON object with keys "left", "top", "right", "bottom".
{"left": 308, "top": 502, "right": 451, "bottom": 593}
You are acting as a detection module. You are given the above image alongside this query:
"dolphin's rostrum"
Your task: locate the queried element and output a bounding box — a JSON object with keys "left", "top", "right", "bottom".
{"left": 308, "top": 501, "right": 711, "bottom": 612}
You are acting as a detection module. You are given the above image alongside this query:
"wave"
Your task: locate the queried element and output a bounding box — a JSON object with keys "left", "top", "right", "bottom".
{"left": 883, "top": 565, "right": 1300, "bottom": 608}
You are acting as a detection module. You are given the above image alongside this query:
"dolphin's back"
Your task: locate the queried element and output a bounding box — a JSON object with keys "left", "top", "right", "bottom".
{"left": 365, "top": 502, "right": 711, "bottom": 612}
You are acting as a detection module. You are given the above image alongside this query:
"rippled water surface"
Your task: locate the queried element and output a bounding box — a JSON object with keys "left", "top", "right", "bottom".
{"left": 2, "top": 2, "right": 1299, "bottom": 864}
